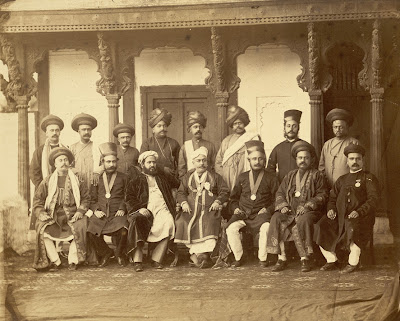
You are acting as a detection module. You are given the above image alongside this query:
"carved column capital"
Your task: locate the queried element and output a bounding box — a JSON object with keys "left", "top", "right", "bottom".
{"left": 106, "top": 93, "right": 121, "bottom": 108}
{"left": 15, "top": 95, "right": 29, "bottom": 109}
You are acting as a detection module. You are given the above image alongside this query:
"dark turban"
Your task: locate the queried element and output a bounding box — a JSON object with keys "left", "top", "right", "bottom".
{"left": 187, "top": 111, "right": 207, "bottom": 132}
{"left": 284, "top": 109, "right": 302, "bottom": 123}
{"left": 344, "top": 143, "right": 365, "bottom": 157}
{"left": 49, "top": 147, "right": 74, "bottom": 166}
{"left": 226, "top": 105, "right": 250, "bottom": 128}
{"left": 40, "top": 114, "right": 64, "bottom": 132}
{"left": 71, "top": 113, "right": 98, "bottom": 132}
{"left": 291, "top": 141, "right": 315, "bottom": 159}
{"left": 113, "top": 123, "right": 135, "bottom": 137}
{"left": 326, "top": 108, "right": 354, "bottom": 126}
{"left": 148, "top": 108, "right": 172, "bottom": 128}
{"left": 245, "top": 140, "right": 265, "bottom": 156}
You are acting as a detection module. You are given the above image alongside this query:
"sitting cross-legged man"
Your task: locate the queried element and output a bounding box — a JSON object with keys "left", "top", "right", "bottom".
{"left": 87, "top": 142, "right": 129, "bottom": 268}
{"left": 315, "top": 144, "right": 379, "bottom": 273}
{"left": 225, "top": 141, "right": 279, "bottom": 267}
{"left": 175, "top": 147, "right": 229, "bottom": 268}
{"left": 267, "top": 141, "right": 328, "bottom": 272}
{"left": 125, "top": 151, "right": 180, "bottom": 272}
{"left": 32, "top": 147, "right": 90, "bottom": 272}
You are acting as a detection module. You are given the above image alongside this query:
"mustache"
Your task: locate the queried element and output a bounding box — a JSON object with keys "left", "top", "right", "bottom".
{"left": 194, "top": 131, "right": 202, "bottom": 135}
{"left": 299, "top": 162, "right": 306, "bottom": 166}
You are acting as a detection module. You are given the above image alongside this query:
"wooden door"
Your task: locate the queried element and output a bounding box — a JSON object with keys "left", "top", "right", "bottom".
{"left": 141, "top": 86, "right": 219, "bottom": 148}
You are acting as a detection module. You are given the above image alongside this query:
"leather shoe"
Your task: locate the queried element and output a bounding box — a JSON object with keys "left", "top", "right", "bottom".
{"left": 259, "top": 260, "right": 268, "bottom": 268}
{"left": 340, "top": 264, "right": 357, "bottom": 274}
{"left": 134, "top": 263, "right": 143, "bottom": 272}
{"left": 231, "top": 259, "right": 242, "bottom": 267}
{"left": 320, "top": 262, "right": 338, "bottom": 271}
{"left": 301, "top": 259, "right": 312, "bottom": 272}
{"left": 117, "top": 256, "right": 127, "bottom": 267}
{"left": 152, "top": 261, "right": 164, "bottom": 269}
{"left": 99, "top": 251, "right": 113, "bottom": 268}
{"left": 68, "top": 263, "right": 77, "bottom": 271}
{"left": 48, "top": 263, "right": 61, "bottom": 272}
{"left": 272, "top": 259, "right": 287, "bottom": 272}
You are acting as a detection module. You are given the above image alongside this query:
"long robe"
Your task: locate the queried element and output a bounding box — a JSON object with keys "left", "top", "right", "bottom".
{"left": 125, "top": 170, "right": 180, "bottom": 254}
{"left": 318, "top": 136, "right": 359, "bottom": 187}
{"left": 88, "top": 171, "right": 128, "bottom": 236}
{"left": 140, "top": 136, "right": 180, "bottom": 174}
{"left": 116, "top": 145, "right": 139, "bottom": 175}
{"left": 70, "top": 141, "right": 101, "bottom": 189}
{"left": 175, "top": 169, "right": 229, "bottom": 245}
{"left": 215, "top": 132, "right": 260, "bottom": 191}
{"left": 32, "top": 173, "right": 90, "bottom": 270}
{"left": 177, "top": 138, "right": 216, "bottom": 178}
{"left": 267, "top": 169, "right": 328, "bottom": 257}
{"left": 314, "top": 170, "right": 379, "bottom": 252}
{"left": 228, "top": 169, "right": 280, "bottom": 237}
{"left": 267, "top": 138, "right": 317, "bottom": 183}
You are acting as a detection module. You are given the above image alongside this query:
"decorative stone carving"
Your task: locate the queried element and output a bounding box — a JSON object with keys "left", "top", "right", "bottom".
{"left": 371, "top": 19, "right": 383, "bottom": 89}
{"left": 96, "top": 32, "right": 117, "bottom": 96}
{"left": 308, "top": 23, "right": 320, "bottom": 92}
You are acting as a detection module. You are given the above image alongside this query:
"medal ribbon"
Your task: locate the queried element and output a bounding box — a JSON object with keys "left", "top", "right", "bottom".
{"left": 103, "top": 172, "right": 117, "bottom": 216}
{"left": 295, "top": 170, "right": 309, "bottom": 197}
{"left": 249, "top": 170, "right": 264, "bottom": 199}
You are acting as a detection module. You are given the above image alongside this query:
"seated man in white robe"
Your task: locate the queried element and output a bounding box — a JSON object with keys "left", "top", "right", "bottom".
{"left": 125, "top": 151, "right": 180, "bottom": 272}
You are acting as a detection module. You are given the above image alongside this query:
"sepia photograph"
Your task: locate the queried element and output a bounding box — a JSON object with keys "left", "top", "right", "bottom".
{"left": 0, "top": 0, "right": 399, "bottom": 320}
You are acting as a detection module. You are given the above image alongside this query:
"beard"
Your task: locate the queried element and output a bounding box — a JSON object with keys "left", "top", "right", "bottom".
{"left": 143, "top": 166, "right": 157, "bottom": 176}
{"left": 284, "top": 131, "right": 297, "bottom": 139}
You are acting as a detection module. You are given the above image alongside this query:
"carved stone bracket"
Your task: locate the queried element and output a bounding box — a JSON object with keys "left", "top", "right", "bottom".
{"left": 371, "top": 19, "right": 383, "bottom": 89}
{"left": 96, "top": 32, "right": 117, "bottom": 96}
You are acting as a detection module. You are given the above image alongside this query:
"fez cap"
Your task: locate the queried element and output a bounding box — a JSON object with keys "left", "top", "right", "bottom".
{"left": 148, "top": 108, "right": 172, "bottom": 128}
{"left": 326, "top": 108, "right": 354, "bottom": 126}
{"left": 291, "top": 140, "right": 315, "bottom": 158}
{"left": 245, "top": 140, "right": 265, "bottom": 155}
{"left": 226, "top": 105, "right": 250, "bottom": 128}
{"left": 71, "top": 113, "right": 98, "bottom": 132}
{"left": 99, "top": 142, "right": 118, "bottom": 158}
{"left": 40, "top": 114, "right": 64, "bottom": 132}
{"left": 187, "top": 111, "right": 207, "bottom": 131}
{"left": 344, "top": 143, "right": 365, "bottom": 157}
{"left": 113, "top": 123, "right": 135, "bottom": 138}
{"left": 192, "top": 146, "right": 208, "bottom": 160}
{"left": 49, "top": 147, "right": 74, "bottom": 167}
{"left": 138, "top": 151, "right": 159, "bottom": 165}
{"left": 284, "top": 109, "right": 302, "bottom": 123}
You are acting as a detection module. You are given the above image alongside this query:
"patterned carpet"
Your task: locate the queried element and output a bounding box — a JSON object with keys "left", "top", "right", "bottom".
{"left": 2, "top": 246, "right": 399, "bottom": 321}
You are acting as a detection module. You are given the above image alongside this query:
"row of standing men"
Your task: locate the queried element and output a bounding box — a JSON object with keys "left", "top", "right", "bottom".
{"left": 29, "top": 106, "right": 379, "bottom": 273}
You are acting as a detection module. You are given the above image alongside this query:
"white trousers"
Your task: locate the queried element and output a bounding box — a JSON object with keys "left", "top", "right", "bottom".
{"left": 44, "top": 237, "right": 78, "bottom": 265}
{"left": 226, "top": 220, "right": 269, "bottom": 261}
{"left": 186, "top": 239, "right": 217, "bottom": 255}
{"left": 320, "top": 242, "right": 361, "bottom": 266}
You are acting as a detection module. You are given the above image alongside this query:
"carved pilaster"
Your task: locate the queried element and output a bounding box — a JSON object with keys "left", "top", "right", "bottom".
{"left": 16, "top": 96, "right": 30, "bottom": 202}
{"left": 370, "top": 20, "right": 386, "bottom": 208}
{"left": 106, "top": 93, "right": 120, "bottom": 143}
{"left": 307, "top": 23, "right": 324, "bottom": 155}
{"left": 96, "top": 33, "right": 131, "bottom": 141}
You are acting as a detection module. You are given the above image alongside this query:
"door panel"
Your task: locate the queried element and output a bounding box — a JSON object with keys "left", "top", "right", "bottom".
{"left": 141, "top": 86, "right": 218, "bottom": 147}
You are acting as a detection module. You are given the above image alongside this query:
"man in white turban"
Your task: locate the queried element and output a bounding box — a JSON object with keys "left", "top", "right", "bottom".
{"left": 125, "top": 151, "right": 180, "bottom": 272}
{"left": 175, "top": 147, "right": 229, "bottom": 268}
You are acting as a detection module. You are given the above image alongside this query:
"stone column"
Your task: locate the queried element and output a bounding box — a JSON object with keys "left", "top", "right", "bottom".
{"left": 16, "top": 95, "right": 30, "bottom": 202}
{"left": 106, "top": 93, "right": 120, "bottom": 142}
{"left": 370, "top": 88, "right": 384, "bottom": 180}
{"left": 309, "top": 90, "right": 323, "bottom": 157}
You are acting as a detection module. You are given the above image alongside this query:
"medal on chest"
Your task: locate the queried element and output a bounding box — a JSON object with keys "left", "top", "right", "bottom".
{"left": 249, "top": 170, "right": 264, "bottom": 201}
{"left": 294, "top": 191, "right": 301, "bottom": 198}
{"left": 355, "top": 179, "right": 361, "bottom": 188}
{"left": 103, "top": 173, "right": 117, "bottom": 201}
{"left": 105, "top": 193, "right": 111, "bottom": 199}
{"left": 250, "top": 194, "right": 256, "bottom": 201}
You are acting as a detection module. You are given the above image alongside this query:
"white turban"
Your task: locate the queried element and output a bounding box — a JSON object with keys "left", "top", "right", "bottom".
{"left": 138, "top": 151, "right": 159, "bottom": 165}
{"left": 192, "top": 146, "right": 208, "bottom": 160}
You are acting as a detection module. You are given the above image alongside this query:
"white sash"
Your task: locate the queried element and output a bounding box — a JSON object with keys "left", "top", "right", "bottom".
{"left": 184, "top": 140, "right": 196, "bottom": 171}
{"left": 221, "top": 132, "right": 259, "bottom": 166}
{"left": 41, "top": 139, "right": 67, "bottom": 179}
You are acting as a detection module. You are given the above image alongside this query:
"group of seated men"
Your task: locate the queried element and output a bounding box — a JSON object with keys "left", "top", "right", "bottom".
{"left": 30, "top": 105, "right": 379, "bottom": 275}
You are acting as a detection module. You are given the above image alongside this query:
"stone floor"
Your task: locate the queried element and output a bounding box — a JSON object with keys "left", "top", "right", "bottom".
{"left": 2, "top": 245, "right": 399, "bottom": 321}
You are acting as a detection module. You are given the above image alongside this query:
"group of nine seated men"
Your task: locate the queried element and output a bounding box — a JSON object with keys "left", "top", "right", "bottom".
{"left": 30, "top": 105, "right": 379, "bottom": 274}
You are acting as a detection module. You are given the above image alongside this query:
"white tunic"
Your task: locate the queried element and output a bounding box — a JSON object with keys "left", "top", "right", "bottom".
{"left": 146, "top": 175, "right": 175, "bottom": 243}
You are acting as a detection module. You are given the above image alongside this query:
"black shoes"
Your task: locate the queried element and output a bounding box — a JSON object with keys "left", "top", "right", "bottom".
{"left": 48, "top": 262, "right": 61, "bottom": 272}
{"left": 301, "top": 259, "right": 312, "bottom": 272}
{"left": 272, "top": 259, "right": 288, "bottom": 272}
{"left": 320, "top": 262, "right": 338, "bottom": 271}
{"left": 259, "top": 260, "right": 268, "bottom": 268}
{"left": 152, "top": 261, "right": 164, "bottom": 269}
{"left": 68, "top": 263, "right": 77, "bottom": 271}
{"left": 340, "top": 264, "right": 358, "bottom": 274}
{"left": 134, "top": 263, "right": 143, "bottom": 272}
{"left": 99, "top": 251, "right": 113, "bottom": 268}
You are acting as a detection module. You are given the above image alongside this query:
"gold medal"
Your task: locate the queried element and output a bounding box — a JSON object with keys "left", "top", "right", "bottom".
{"left": 251, "top": 194, "right": 256, "bottom": 201}
{"left": 355, "top": 182, "right": 360, "bottom": 187}
{"left": 295, "top": 191, "right": 301, "bottom": 197}
{"left": 105, "top": 193, "right": 111, "bottom": 199}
